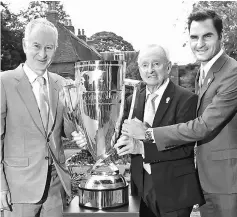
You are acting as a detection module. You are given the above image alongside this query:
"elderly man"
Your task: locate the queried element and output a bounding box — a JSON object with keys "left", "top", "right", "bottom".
{"left": 1, "top": 18, "right": 86, "bottom": 217}
{"left": 115, "top": 44, "right": 204, "bottom": 217}
{"left": 122, "top": 10, "right": 237, "bottom": 217}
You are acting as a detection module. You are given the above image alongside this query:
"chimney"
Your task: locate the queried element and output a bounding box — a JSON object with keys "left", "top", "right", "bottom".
{"left": 77, "top": 29, "right": 81, "bottom": 36}
{"left": 65, "top": 19, "right": 75, "bottom": 34}
{"left": 46, "top": 2, "right": 58, "bottom": 25}
{"left": 77, "top": 28, "right": 87, "bottom": 41}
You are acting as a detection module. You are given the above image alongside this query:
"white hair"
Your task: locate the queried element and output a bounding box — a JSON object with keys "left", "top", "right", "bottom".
{"left": 137, "top": 44, "right": 171, "bottom": 65}
{"left": 24, "top": 18, "right": 58, "bottom": 47}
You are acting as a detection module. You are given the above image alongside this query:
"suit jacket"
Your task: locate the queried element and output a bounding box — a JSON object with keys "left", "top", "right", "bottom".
{"left": 0, "top": 64, "right": 73, "bottom": 203}
{"left": 152, "top": 53, "right": 237, "bottom": 194}
{"left": 125, "top": 80, "right": 204, "bottom": 213}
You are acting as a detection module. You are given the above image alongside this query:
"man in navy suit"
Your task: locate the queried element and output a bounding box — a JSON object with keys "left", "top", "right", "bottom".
{"left": 115, "top": 44, "right": 204, "bottom": 217}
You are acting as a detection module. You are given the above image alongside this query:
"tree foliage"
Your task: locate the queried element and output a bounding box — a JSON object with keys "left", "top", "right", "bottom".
{"left": 1, "top": 1, "right": 69, "bottom": 71}
{"left": 89, "top": 31, "right": 134, "bottom": 52}
{"left": 18, "top": 1, "right": 69, "bottom": 26}
{"left": 192, "top": 1, "right": 237, "bottom": 60}
{"left": 1, "top": 2, "right": 25, "bottom": 71}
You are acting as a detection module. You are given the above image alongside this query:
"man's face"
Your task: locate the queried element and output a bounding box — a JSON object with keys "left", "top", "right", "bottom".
{"left": 138, "top": 48, "right": 170, "bottom": 88}
{"left": 23, "top": 25, "right": 57, "bottom": 76}
{"left": 189, "top": 19, "right": 221, "bottom": 64}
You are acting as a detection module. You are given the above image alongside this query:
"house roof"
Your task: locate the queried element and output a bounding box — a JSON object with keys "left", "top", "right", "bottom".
{"left": 52, "top": 22, "right": 102, "bottom": 63}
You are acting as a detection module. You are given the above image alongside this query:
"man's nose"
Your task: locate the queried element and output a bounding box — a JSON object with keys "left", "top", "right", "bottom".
{"left": 38, "top": 48, "right": 47, "bottom": 58}
{"left": 197, "top": 38, "right": 205, "bottom": 48}
{"left": 147, "top": 64, "right": 155, "bottom": 73}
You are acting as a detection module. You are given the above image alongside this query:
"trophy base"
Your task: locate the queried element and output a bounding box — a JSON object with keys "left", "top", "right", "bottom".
{"left": 78, "top": 164, "right": 129, "bottom": 209}
{"left": 78, "top": 184, "right": 129, "bottom": 209}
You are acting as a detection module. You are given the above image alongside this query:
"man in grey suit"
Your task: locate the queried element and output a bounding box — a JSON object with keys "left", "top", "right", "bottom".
{"left": 0, "top": 18, "right": 86, "bottom": 217}
{"left": 122, "top": 10, "right": 237, "bottom": 217}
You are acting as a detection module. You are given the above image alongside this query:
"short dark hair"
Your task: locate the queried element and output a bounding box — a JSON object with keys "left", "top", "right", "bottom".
{"left": 188, "top": 9, "right": 223, "bottom": 39}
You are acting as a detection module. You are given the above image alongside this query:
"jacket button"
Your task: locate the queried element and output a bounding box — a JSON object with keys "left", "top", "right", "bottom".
{"left": 45, "top": 156, "right": 49, "bottom": 160}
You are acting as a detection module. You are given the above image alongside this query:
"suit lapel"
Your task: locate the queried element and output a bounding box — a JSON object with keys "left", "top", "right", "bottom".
{"left": 152, "top": 81, "right": 174, "bottom": 126}
{"left": 15, "top": 65, "right": 45, "bottom": 136}
{"left": 197, "top": 53, "right": 228, "bottom": 111}
{"left": 134, "top": 88, "right": 146, "bottom": 122}
{"left": 47, "top": 72, "right": 60, "bottom": 136}
{"left": 197, "top": 71, "right": 215, "bottom": 110}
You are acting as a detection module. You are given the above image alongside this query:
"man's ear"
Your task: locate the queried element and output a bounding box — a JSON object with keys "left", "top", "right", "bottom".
{"left": 22, "top": 38, "right": 26, "bottom": 53}
{"left": 167, "top": 61, "right": 172, "bottom": 75}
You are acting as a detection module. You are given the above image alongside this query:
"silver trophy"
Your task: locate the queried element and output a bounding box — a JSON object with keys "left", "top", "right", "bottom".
{"left": 64, "top": 60, "right": 140, "bottom": 209}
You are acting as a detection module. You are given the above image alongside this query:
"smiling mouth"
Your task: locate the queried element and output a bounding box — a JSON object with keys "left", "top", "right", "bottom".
{"left": 197, "top": 50, "right": 208, "bottom": 54}
{"left": 148, "top": 76, "right": 157, "bottom": 78}
{"left": 38, "top": 60, "right": 47, "bottom": 63}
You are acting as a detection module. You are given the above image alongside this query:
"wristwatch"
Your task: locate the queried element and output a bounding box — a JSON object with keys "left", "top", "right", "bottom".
{"left": 144, "top": 128, "right": 154, "bottom": 142}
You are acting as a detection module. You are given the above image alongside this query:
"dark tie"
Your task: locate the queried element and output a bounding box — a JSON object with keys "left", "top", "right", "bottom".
{"left": 199, "top": 69, "right": 205, "bottom": 88}
{"left": 37, "top": 76, "right": 49, "bottom": 131}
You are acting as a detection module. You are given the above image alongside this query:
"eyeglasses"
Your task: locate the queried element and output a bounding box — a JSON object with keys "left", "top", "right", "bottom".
{"left": 139, "top": 62, "right": 161, "bottom": 70}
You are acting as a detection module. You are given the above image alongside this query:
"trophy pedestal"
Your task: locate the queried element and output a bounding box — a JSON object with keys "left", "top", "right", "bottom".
{"left": 78, "top": 184, "right": 129, "bottom": 209}
{"left": 78, "top": 165, "right": 129, "bottom": 209}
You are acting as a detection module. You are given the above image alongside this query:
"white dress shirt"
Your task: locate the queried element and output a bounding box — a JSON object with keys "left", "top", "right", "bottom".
{"left": 200, "top": 49, "right": 224, "bottom": 80}
{"left": 23, "top": 63, "right": 50, "bottom": 108}
{"left": 141, "top": 78, "right": 170, "bottom": 174}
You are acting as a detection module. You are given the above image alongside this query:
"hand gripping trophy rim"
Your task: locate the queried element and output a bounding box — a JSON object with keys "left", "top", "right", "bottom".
{"left": 87, "top": 79, "right": 141, "bottom": 173}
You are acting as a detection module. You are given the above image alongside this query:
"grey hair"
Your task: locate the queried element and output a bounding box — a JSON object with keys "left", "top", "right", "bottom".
{"left": 137, "top": 44, "right": 171, "bottom": 65}
{"left": 24, "top": 18, "right": 58, "bottom": 47}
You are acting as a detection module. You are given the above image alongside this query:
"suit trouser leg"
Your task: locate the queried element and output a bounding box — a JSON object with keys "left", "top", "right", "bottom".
{"left": 199, "top": 190, "right": 237, "bottom": 217}
{"left": 141, "top": 170, "right": 161, "bottom": 217}
{"left": 141, "top": 170, "right": 193, "bottom": 217}
{"left": 140, "top": 197, "right": 158, "bottom": 217}
{"left": 4, "top": 165, "right": 64, "bottom": 217}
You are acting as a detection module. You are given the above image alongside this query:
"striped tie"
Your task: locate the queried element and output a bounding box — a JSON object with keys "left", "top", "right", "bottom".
{"left": 199, "top": 69, "right": 205, "bottom": 88}
{"left": 37, "top": 76, "right": 49, "bottom": 131}
{"left": 143, "top": 93, "right": 158, "bottom": 174}
{"left": 145, "top": 93, "right": 158, "bottom": 127}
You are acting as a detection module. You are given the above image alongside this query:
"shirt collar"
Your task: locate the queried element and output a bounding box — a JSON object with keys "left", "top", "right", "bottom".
{"left": 146, "top": 78, "right": 170, "bottom": 99}
{"left": 201, "top": 49, "right": 224, "bottom": 76}
{"left": 23, "top": 63, "right": 49, "bottom": 84}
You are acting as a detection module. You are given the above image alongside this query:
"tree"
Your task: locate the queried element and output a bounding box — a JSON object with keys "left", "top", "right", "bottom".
{"left": 1, "top": 2, "right": 25, "bottom": 71}
{"left": 192, "top": 1, "right": 237, "bottom": 60}
{"left": 88, "top": 31, "right": 134, "bottom": 52}
{"left": 18, "top": 1, "right": 69, "bottom": 26}
{"left": 1, "top": 1, "right": 70, "bottom": 71}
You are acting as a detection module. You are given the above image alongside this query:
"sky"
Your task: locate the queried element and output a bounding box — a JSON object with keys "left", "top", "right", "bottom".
{"left": 5, "top": 0, "right": 197, "bottom": 64}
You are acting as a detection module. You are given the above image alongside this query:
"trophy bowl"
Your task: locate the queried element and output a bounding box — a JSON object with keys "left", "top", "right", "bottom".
{"left": 64, "top": 60, "right": 129, "bottom": 209}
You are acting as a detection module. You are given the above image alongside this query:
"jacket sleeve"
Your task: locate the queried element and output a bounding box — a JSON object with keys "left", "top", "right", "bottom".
{"left": 144, "top": 93, "right": 198, "bottom": 161}
{"left": 153, "top": 66, "right": 237, "bottom": 151}
{"left": 1, "top": 78, "right": 9, "bottom": 192}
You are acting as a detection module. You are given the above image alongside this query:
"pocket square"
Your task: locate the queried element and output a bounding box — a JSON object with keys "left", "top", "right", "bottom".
{"left": 207, "top": 78, "right": 211, "bottom": 85}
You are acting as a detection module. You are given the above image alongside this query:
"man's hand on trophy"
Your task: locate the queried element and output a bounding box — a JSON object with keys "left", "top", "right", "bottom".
{"left": 121, "top": 118, "right": 147, "bottom": 140}
{"left": 71, "top": 131, "right": 87, "bottom": 149}
{"left": 114, "top": 135, "right": 144, "bottom": 156}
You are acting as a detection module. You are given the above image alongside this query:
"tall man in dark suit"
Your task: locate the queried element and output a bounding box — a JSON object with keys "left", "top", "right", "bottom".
{"left": 122, "top": 10, "right": 237, "bottom": 217}
{"left": 115, "top": 44, "right": 204, "bottom": 217}
{"left": 0, "top": 18, "right": 86, "bottom": 217}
